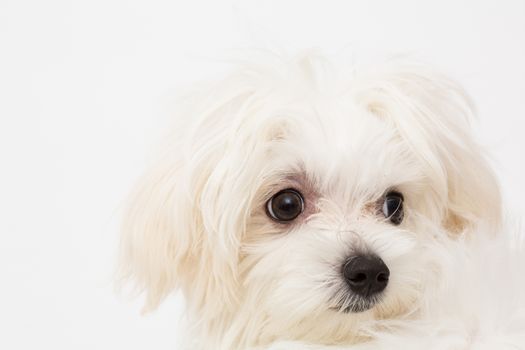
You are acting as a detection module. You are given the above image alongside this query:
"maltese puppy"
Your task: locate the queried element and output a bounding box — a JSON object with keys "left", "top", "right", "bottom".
{"left": 120, "top": 53, "right": 525, "bottom": 349}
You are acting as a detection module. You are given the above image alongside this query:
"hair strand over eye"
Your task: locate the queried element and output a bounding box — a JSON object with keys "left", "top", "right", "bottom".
{"left": 382, "top": 191, "right": 404, "bottom": 225}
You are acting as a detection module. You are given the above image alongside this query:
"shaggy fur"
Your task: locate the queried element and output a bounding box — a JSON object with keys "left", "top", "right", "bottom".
{"left": 119, "top": 53, "right": 525, "bottom": 349}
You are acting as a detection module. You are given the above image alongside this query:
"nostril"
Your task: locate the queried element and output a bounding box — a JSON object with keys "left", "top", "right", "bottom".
{"left": 376, "top": 272, "right": 389, "bottom": 283}
{"left": 349, "top": 272, "right": 368, "bottom": 284}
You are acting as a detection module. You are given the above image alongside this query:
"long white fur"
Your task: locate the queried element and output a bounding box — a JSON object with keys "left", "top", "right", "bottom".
{"left": 119, "top": 52, "right": 524, "bottom": 349}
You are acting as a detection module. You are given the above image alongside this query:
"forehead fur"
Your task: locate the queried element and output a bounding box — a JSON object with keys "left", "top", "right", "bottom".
{"left": 179, "top": 52, "right": 499, "bottom": 227}
{"left": 182, "top": 55, "right": 427, "bottom": 210}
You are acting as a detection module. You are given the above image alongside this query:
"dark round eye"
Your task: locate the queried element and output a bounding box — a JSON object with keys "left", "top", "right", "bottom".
{"left": 382, "top": 191, "right": 404, "bottom": 225}
{"left": 266, "top": 189, "right": 304, "bottom": 222}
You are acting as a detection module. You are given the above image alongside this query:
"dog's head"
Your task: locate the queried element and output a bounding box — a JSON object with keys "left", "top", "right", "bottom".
{"left": 120, "top": 54, "right": 501, "bottom": 348}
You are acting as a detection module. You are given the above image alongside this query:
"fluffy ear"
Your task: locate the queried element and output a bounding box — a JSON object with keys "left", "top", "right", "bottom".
{"left": 354, "top": 63, "right": 502, "bottom": 233}
{"left": 119, "top": 86, "right": 258, "bottom": 314}
{"left": 119, "top": 154, "right": 190, "bottom": 311}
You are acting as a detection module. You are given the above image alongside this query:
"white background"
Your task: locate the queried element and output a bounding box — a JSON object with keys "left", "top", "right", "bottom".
{"left": 1, "top": 1, "right": 524, "bottom": 349}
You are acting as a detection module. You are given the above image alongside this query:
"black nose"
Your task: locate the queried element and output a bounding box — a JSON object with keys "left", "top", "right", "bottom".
{"left": 342, "top": 255, "right": 390, "bottom": 297}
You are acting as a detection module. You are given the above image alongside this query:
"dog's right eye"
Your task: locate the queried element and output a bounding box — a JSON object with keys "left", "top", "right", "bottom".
{"left": 266, "top": 189, "right": 304, "bottom": 222}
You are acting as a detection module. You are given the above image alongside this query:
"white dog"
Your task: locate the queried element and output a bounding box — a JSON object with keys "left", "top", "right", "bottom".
{"left": 119, "top": 53, "right": 525, "bottom": 349}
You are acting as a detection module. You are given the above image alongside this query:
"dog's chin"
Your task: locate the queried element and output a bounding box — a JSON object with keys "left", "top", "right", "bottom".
{"left": 332, "top": 295, "right": 381, "bottom": 313}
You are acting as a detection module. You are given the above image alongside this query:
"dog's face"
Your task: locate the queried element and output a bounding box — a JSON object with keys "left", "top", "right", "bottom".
{"left": 121, "top": 56, "right": 501, "bottom": 348}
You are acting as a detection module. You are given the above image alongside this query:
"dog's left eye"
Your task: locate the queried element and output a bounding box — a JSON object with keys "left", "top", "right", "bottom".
{"left": 266, "top": 189, "right": 304, "bottom": 222}
{"left": 382, "top": 191, "right": 404, "bottom": 225}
